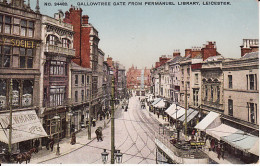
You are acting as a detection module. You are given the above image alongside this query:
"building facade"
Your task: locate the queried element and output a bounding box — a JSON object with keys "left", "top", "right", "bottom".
{"left": 40, "top": 11, "right": 75, "bottom": 142}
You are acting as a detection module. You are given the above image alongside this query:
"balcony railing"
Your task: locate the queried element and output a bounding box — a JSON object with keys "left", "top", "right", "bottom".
{"left": 45, "top": 44, "right": 76, "bottom": 57}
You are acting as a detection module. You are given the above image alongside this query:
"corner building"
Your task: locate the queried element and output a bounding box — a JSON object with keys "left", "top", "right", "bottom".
{"left": 0, "top": 0, "right": 47, "bottom": 152}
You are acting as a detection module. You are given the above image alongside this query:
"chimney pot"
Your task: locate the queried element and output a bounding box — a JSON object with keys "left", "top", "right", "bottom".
{"left": 82, "top": 15, "right": 89, "bottom": 24}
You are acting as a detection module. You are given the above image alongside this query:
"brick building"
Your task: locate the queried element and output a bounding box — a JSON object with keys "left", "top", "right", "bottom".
{"left": 126, "top": 65, "right": 150, "bottom": 96}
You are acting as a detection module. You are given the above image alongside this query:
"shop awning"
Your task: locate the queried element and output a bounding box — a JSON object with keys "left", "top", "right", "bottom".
{"left": 178, "top": 109, "right": 199, "bottom": 123}
{"left": 170, "top": 107, "right": 185, "bottom": 120}
{"left": 153, "top": 99, "right": 166, "bottom": 108}
{"left": 248, "top": 139, "right": 259, "bottom": 156}
{"left": 165, "top": 103, "right": 178, "bottom": 116}
{"left": 0, "top": 110, "right": 48, "bottom": 144}
{"left": 221, "top": 130, "right": 259, "bottom": 155}
{"left": 151, "top": 98, "right": 162, "bottom": 106}
{"left": 194, "top": 111, "right": 221, "bottom": 131}
{"left": 205, "top": 124, "right": 238, "bottom": 140}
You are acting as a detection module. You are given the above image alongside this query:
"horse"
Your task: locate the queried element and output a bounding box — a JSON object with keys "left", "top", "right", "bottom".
{"left": 15, "top": 151, "right": 32, "bottom": 164}
{"left": 29, "top": 147, "right": 38, "bottom": 154}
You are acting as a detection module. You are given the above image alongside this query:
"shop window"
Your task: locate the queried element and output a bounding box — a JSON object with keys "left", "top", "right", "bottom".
{"left": 0, "top": 79, "right": 7, "bottom": 109}
{"left": 22, "top": 80, "right": 33, "bottom": 107}
{"left": 12, "top": 80, "right": 20, "bottom": 107}
{"left": 3, "top": 46, "right": 11, "bottom": 67}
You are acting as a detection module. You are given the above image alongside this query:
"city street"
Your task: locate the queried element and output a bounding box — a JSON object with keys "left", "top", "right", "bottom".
{"left": 41, "top": 96, "right": 159, "bottom": 164}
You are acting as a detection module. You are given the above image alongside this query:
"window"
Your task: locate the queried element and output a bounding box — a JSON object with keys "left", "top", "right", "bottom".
{"left": 22, "top": 80, "right": 33, "bottom": 107}
{"left": 205, "top": 86, "right": 208, "bottom": 100}
{"left": 3, "top": 46, "right": 11, "bottom": 67}
{"left": 75, "top": 91, "right": 78, "bottom": 102}
{"left": 4, "top": 16, "right": 11, "bottom": 34}
{"left": 217, "top": 86, "right": 220, "bottom": 102}
{"left": 195, "top": 73, "right": 198, "bottom": 84}
{"left": 193, "top": 89, "right": 199, "bottom": 106}
{"left": 49, "top": 61, "right": 66, "bottom": 75}
{"left": 75, "top": 75, "right": 78, "bottom": 85}
{"left": 228, "top": 99, "right": 233, "bottom": 116}
{"left": 82, "top": 75, "right": 84, "bottom": 85}
{"left": 47, "top": 35, "right": 57, "bottom": 45}
{"left": 28, "top": 21, "right": 34, "bottom": 37}
{"left": 49, "top": 86, "right": 65, "bottom": 107}
{"left": 21, "top": 19, "right": 26, "bottom": 36}
{"left": 87, "top": 76, "right": 90, "bottom": 84}
{"left": 228, "top": 75, "right": 232, "bottom": 89}
{"left": 211, "top": 86, "right": 214, "bottom": 101}
{"left": 181, "top": 68, "right": 184, "bottom": 75}
{"left": 249, "top": 74, "right": 255, "bottom": 90}
{"left": 249, "top": 103, "right": 255, "bottom": 123}
{"left": 187, "top": 68, "right": 190, "bottom": 76}
{"left": 87, "top": 89, "right": 90, "bottom": 98}
{"left": 62, "top": 38, "right": 70, "bottom": 48}
{"left": 13, "top": 18, "right": 20, "bottom": 35}
{"left": 81, "top": 90, "right": 84, "bottom": 101}
{"left": 0, "top": 79, "right": 7, "bottom": 109}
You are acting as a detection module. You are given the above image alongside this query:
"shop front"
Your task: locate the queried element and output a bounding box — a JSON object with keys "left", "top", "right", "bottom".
{"left": 0, "top": 110, "right": 48, "bottom": 153}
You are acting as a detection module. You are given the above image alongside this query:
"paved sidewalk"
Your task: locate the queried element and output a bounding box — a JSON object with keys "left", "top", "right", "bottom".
{"left": 143, "top": 99, "right": 244, "bottom": 164}
{"left": 29, "top": 102, "right": 122, "bottom": 164}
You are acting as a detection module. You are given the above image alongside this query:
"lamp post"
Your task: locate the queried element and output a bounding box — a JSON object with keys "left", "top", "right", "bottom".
{"left": 111, "top": 70, "right": 115, "bottom": 164}
{"left": 53, "top": 114, "right": 60, "bottom": 155}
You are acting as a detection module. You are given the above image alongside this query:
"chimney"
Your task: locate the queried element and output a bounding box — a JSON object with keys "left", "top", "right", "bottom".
{"left": 185, "top": 49, "right": 192, "bottom": 57}
{"left": 173, "top": 49, "right": 180, "bottom": 57}
{"left": 82, "top": 15, "right": 89, "bottom": 24}
{"left": 240, "top": 39, "right": 259, "bottom": 57}
{"left": 201, "top": 41, "right": 217, "bottom": 60}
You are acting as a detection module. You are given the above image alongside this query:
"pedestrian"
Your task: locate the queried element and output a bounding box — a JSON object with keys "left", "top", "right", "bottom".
{"left": 34, "top": 139, "right": 40, "bottom": 152}
{"left": 71, "top": 132, "right": 76, "bottom": 145}
{"left": 49, "top": 137, "right": 54, "bottom": 152}
{"left": 106, "top": 112, "right": 110, "bottom": 119}
{"left": 157, "top": 112, "right": 160, "bottom": 118}
{"left": 221, "top": 144, "right": 225, "bottom": 160}
{"left": 95, "top": 128, "right": 101, "bottom": 141}
{"left": 92, "top": 118, "right": 96, "bottom": 127}
{"left": 217, "top": 144, "right": 221, "bottom": 160}
{"left": 46, "top": 137, "right": 50, "bottom": 150}
{"left": 99, "top": 114, "right": 102, "bottom": 121}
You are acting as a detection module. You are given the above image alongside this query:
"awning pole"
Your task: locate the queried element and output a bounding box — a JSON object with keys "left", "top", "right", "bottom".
{"left": 9, "top": 78, "right": 13, "bottom": 154}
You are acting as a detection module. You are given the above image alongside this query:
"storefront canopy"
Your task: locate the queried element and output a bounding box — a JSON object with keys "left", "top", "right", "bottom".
{"left": 178, "top": 108, "right": 199, "bottom": 123}
{"left": 170, "top": 107, "right": 185, "bottom": 120}
{"left": 151, "top": 98, "right": 162, "bottom": 106}
{"left": 205, "top": 124, "right": 238, "bottom": 140}
{"left": 153, "top": 99, "right": 166, "bottom": 108}
{"left": 165, "top": 103, "right": 178, "bottom": 116}
{"left": 0, "top": 110, "right": 48, "bottom": 144}
{"left": 221, "top": 130, "right": 259, "bottom": 155}
{"left": 194, "top": 111, "right": 221, "bottom": 131}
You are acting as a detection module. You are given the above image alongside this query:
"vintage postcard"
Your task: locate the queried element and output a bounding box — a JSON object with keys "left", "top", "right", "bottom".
{"left": 0, "top": 0, "right": 258, "bottom": 164}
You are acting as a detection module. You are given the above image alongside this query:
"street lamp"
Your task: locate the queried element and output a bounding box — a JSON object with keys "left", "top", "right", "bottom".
{"left": 101, "top": 149, "right": 109, "bottom": 164}
{"left": 53, "top": 114, "right": 60, "bottom": 155}
{"left": 101, "top": 149, "right": 123, "bottom": 164}
{"left": 115, "top": 150, "right": 123, "bottom": 164}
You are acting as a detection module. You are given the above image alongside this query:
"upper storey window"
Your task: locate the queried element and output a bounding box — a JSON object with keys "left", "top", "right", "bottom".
{"left": 47, "top": 35, "right": 59, "bottom": 46}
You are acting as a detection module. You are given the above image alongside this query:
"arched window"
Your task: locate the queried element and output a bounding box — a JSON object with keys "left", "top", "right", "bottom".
{"left": 62, "top": 38, "right": 71, "bottom": 48}
{"left": 46, "top": 35, "right": 59, "bottom": 45}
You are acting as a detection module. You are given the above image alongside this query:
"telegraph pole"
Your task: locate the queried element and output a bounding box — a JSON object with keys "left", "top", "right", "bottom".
{"left": 88, "top": 75, "right": 92, "bottom": 140}
{"left": 111, "top": 75, "right": 115, "bottom": 164}
{"left": 184, "top": 82, "right": 187, "bottom": 138}
{"left": 8, "top": 79, "right": 13, "bottom": 154}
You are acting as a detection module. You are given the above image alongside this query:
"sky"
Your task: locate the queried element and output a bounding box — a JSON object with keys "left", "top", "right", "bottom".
{"left": 30, "top": 0, "right": 258, "bottom": 70}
